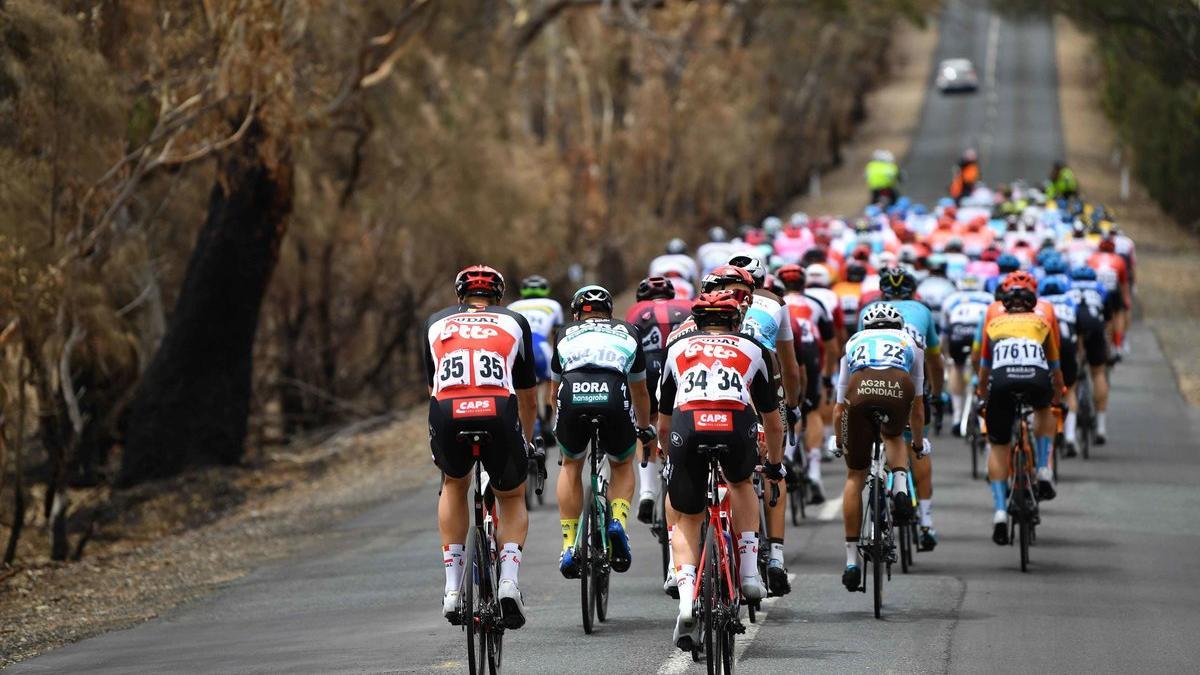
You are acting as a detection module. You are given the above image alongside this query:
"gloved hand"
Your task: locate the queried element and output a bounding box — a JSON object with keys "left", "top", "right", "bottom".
{"left": 636, "top": 425, "right": 658, "bottom": 444}
{"left": 763, "top": 462, "right": 787, "bottom": 482}
{"left": 913, "top": 438, "right": 932, "bottom": 458}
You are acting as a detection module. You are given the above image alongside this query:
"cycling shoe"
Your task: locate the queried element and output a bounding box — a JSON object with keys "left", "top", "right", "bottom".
{"left": 842, "top": 564, "right": 861, "bottom": 592}
{"left": 608, "top": 520, "right": 632, "bottom": 573}
{"left": 498, "top": 580, "right": 526, "bottom": 630}
{"left": 766, "top": 561, "right": 791, "bottom": 596}
{"left": 559, "top": 547, "right": 581, "bottom": 579}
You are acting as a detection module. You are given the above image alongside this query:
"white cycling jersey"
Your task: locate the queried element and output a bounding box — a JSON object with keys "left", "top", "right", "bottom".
{"left": 507, "top": 298, "right": 564, "bottom": 341}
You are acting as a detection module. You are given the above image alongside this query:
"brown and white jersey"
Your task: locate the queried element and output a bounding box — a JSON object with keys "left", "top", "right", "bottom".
{"left": 659, "top": 331, "right": 778, "bottom": 413}
{"left": 423, "top": 305, "right": 536, "bottom": 400}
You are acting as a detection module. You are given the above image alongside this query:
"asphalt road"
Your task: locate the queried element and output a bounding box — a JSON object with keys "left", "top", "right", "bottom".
{"left": 11, "top": 2, "right": 1200, "bottom": 673}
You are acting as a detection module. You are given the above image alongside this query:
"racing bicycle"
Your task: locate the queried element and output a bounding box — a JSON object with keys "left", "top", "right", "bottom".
{"left": 571, "top": 415, "right": 613, "bottom": 634}
{"left": 691, "top": 443, "right": 747, "bottom": 674}
{"left": 1006, "top": 395, "right": 1040, "bottom": 572}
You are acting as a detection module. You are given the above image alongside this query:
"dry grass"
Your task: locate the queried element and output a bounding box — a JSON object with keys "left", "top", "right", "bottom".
{"left": 789, "top": 20, "right": 938, "bottom": 217}
{"left": 1055, "top": 18, "right": 1200, "bottom": 405}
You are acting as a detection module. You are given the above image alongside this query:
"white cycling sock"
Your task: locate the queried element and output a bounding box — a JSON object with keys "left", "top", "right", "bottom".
{"left": 807, "top": 448, "right": 822, "bottom": 482}
{"left": 892, "top": 469, "right": 909, "bottom": 496}
{"left": 952, "top": 393, "right": 964, "bottom": 423}
{"left": 637, "top": 460, "right": 659, "bottom": 499}
{"left": 918, "top": 500, "right": 933, "bottom": 528}
{"left": 499, "top": 543, "right": 521, "bottom": 585}
{"left": 667, "top": 525, "right": 676, "bottom": 574}
{"left": 769, "top": 542, "right": 785, "bottom": 566}
{"left": 443, "top": 544, "right": 465, "bottom": 593}
{"left": 1064, "top": 411, "right": 1077, "bottom": 443}
{"left": 737, "top": 532, "right": 759, "bottom": 579}
{"left": 784, "top": 438, "right": 798, "bottom": 463}
{"left": 1097, "top": 412, "right": 1107, "bottom": 436}
{"left": 845, "top": 541, "right": 858, "bottom": 567}
{"left": 676, "top": 564, "right": 697, "bottom": 614}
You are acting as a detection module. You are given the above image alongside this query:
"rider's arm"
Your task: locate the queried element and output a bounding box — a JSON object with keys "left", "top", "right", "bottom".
{"left": 910, "top": 346, "right": 926, "bottom": 448}
{"left": 1044, "top": 332, "right": 1064, "bottom": 406}
{"left": 628, "top": 341, "right": 652, "bottom": 429}
{"left": 513, "top": 320, "right": 539, "bottom": 444}
{"left": 750, "top": 360, "right": 784, "bottom": 466}
{"left": 975, "top": 327, "right": 992, "bottom": 399}
{"left": 777, "top": 339, "right": 802, "bottom": 409}
{"left": 833, "top": 355, "right": 851, "bottom": 448}
{"left": 656, "top": 365, "right": 678, "bottom": 447}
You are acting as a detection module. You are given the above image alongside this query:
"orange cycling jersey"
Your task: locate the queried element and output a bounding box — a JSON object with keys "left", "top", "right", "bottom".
{"left": 979, "top": 311, "right": 1060, "bottom": 370}
{"left": 973, "top": 298, "right": 1059, "bottom": 359}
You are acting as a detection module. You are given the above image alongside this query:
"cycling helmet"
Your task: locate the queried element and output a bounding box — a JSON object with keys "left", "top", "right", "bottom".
{"left": 1043, "top": 256, "right": 1069, "bottom": 275}
{"left": 1035, "top": 248, "right": 1057, "bottom": 267}
{"left": 776, "top": 263, "right": 806, "bottom": 292}
{"left": 691, "top": 290, "right": 744, "bottom": 329}
{"left": 666, "top": 238, "right": 688, "bottom": 255}
{"left": 1098, "top": 237, "right": 1116, "bottom": 253}
{"left": 898, "top": 245, "right": 919, "bottom": 265}
{"left": 845, "top": 261, "right": 868, "bottom": 283}
{"left": 1000, "top": 285, "right": 1036, "bottom": 313}
{"left": 862, "top": 302, "right": 905, "bottom": 330}
{"left": 762, "top": 273, "right": 780, "bottom": 295}
{"left": 997, "top": 253, "right": 1021, "bottom": 273}
{"left": 636, "top": 276, "right": 675, "bottom": 301}
{"left": 800, "top": 248, "right": 828, "bottom": 267}
{"left": 944, "top": 238, "right": 964, "bottom": 254}
{"left": 872, "top": 149, "right": 895, "bottom": 163}
{"left": 1070, "top": 266, "right": 1097, "bottom": 281}
{"left": 1039, "top": 276, "right": 1070, "bottom": 296}
{"left": 571, "top": 285, "right": 614, "bottom": 316}
{"left": 1001, "top": 270, "right": 1038, "bottom": 295}
{"left": 790, "top": 212, "right": 810, "bottom": 227}
{"left": 878, "top": 266, "right": 917, "bottom": 299}
{"left": 980, "top": 247, "right": 1001, "bottom": 262}
{"left": 519, "top": 275, "right": 550, "bottom": 298}
{"left": 728, "top": 254, "right": 766, "bottom": 288}
{"left": 762, "top": 216, "right": 783, "bottom": 236}
{"left": 927, "top": 253, "right": 948, "bottom": 274}
{"left": 702, "top": 264, "right": 755, "bottom": 293}
{"left": 958, "top": 274, "right": 984, "bottom": 292}
{"left": 804, "top": 264, "right": 832, "bottom": 289}
{"left": 708, "top": 226, "right": 728, "bottom": 243}
{"left": 456, "top": 265, "right": 505, "bottom": 300}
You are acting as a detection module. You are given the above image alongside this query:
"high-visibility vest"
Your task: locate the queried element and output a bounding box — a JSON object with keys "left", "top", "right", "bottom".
{"left": 865, "top": 160, "right": 900, "bottom": 190}
{"left": 960, "top": 161, "right": 980, "bottom": 184}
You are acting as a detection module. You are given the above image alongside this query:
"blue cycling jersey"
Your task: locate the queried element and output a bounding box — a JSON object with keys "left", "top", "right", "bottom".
{"left": 859, "top": 298, "right": 941, "bottom": 353}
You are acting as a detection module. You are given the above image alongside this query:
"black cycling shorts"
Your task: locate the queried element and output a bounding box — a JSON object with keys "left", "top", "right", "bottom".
{"left": 429, "top": 394, "right": 527, "bottom": 492}
{"left": 666, "top": 406, "right": 759, "bottom": 515}
{"left": 555, "top": 370, "right": 637, "bottom": 461}
{"left": 645, "top": 352, "right": 666, "bottom": 416}
{"left": 1104, "top": 288, "right": 1126, "bottom": 315}
{"left": 1081, "top": 325, "right": 1108, "bottom": 367}
{"left": 1059, "top": 335, "right": 1078, "bottom": 388}
{"left": 985, "top": 367, "right": 1052, "bottom": 445}
{"left": 946, "top": 324, "right": 976, "bottom": 366}
{"left": 795, "top": 341, "right": 822, "bottom": 411}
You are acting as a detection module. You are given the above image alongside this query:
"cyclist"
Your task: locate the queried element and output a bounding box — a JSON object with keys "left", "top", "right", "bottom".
{"left": 1088, "top": 237, "right": 1132, "bottom": 359}
{"left": 833, "top": 261, "right": 869, "bottom": 334}
{"left": 1039, "top": 275, "right": 1085, "bottom": 455}
{"left": 860, "top": 267, "right": 944, "bottom": 551}
{"left": 697, "top": 226, "right": 734, "bottom": 276}
{"left": 724, "top": 254, "right": 804, "bottom": 594}
{"left": 1069, "top": 266, "right": 1111, "bottom": 444}
{"left": 508, "top": 275, "right": 565, "bottom": 443}
{"left": 650, "top": 238, "right": 700, "bottom": 300}
{"left": 426, "top": 266, "right": 538, "bottom": 629}
{"left": 834, "top": 302, "right": 926, "bottom": 591}
{"left": 625, "top": 276, "right": 693, "bottom": 522}
{"left": 552, "top": 286, "right": 655, "bottom": 578}
{"left": 977, "top": 276, "right": 1063, "bottom": 545}
{"left": 657, "top": 290, "right": 783, "bottom": 649}
{"left": 865, "top": 149, "right": 902, "bottom": 205}
{"left": 986, "top": 254, "right": 1022, "bottom": 294}
{"left": 941, "top": 274, "right": 993, "bottom": 432}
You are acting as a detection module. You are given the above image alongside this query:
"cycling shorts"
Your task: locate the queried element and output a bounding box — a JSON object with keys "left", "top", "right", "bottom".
{"left": 796, "top": 341, "right": 822, "bottom": 412}
{"left": 645, "top": 351, "right": 666, "bottom": 416}
{"left": 946, "top": 323, "right": 977, "bottom": 366}
{"left": 984, "top": 366, "right": 1052, "bottom": 445}
{"left": 1104, "top": 289, "right": 1126, "bottom": 315}
{"left": 429, "top": 394, "right": 527, "bottom": 492}
{"left": 1081, "top": 325, "right": 1109, "bottom": 367}
{"left": 1059, "top": 336, "right": 1078, "bottom": 388}
{"left": 838, "top": 368, "right": 915, "bottom": 471}
{"left": 665, "top": 406, "right": 759, "bottom": 514}
{"left": 532, "top": 333, "right": 553, "bottom": 383}
{"left": 555, "top": 370, "right": 637, "bottom": 461}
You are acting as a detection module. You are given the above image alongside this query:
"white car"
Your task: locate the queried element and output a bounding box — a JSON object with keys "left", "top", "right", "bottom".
{"left": 936, "top": 58, "right": 978, "bottom": 93}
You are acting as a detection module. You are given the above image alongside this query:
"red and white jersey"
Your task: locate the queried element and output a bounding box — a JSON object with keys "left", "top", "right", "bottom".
{"left": 801, "top": 287, "right": 844, "bottom": 330}
{"left": 658, "top": 332, "right": 777, "bottom": 413}
{"left": 1088, "top": 251, "right": 1128, "bottom": 293}
{"left": 423, "top": 305, "right": 537, "bottom": 400}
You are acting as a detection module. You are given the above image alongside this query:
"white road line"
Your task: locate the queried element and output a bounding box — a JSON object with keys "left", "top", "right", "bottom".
{"left": 657, "top": 574, "right": 797, "bottom": 674}
{"left": 983, "top": 14, "right": 1001, "bottom": 157}
{"left": 818, "top": 495, "right": 844, "bottom": 522}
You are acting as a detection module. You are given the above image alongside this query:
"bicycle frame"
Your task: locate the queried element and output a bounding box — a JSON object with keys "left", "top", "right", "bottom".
{"left": 458, "top": 431, "right": 503, "bottom": 675}
{"left": 697, "top": 448, "right": 737, "bottom": 610}
{"left": 574, "top": 420, "right": 611, "bottom": 557}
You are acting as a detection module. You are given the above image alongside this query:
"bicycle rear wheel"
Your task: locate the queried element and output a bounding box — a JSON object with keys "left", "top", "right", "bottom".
{"left": 704, "top": 532, "right": 721, "bottom": 675}
{"left": 580, "top": 505, "right": 594, "bottom": 634}
{"left": 486, "top": 626, "right": 502, "bottom": 674}
{"left": 594, "top": 525, "right": 610, "bottom": 623}
{"left": 1018, "top": 515, "right": 1031, "bottom": 572}
{"left": 870, "top": 481, "right": 884, "bottom": 618}
{"left": 465, "top": 528, "right": 489, "bottom": 674}
{"left": 898, "top": 518, "right": 912, "bottom": 574}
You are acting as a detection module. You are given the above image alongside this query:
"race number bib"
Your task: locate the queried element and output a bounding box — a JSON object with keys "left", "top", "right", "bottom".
{"left": 678, "top": 363, "right": 745, "bottom": 403}
{"left": 902, "top": 324, "right": 927, "bottom": 350}
{"left": 848, "top": 339, "right": 908, "bottom": 371}
{"left": 437, "top": 349, "right": 508, "bottom": 389}
{"left": 993, "top": 338, "right": 1047, "bottom": 369}
{"left": 1095, "top": 267, "right": 1119, "bottom": 292}
{"left": 948, "top": 302, "right": 985, "bottom": 326}
{"left": 641, "top": 325, "right": 664, "bottom": 352}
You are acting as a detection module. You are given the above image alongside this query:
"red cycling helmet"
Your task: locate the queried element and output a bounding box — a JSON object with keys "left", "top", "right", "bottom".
{"left": 691, "top": 290, "right": 744, "bottom": 327}
{"left": 980, "top": 247, "right": 1001, "bottom": 262}
{"left": 455, "top": 265, "right": 505, "bottom": 300}
{"left": 1000, "top": 270, "right": 1038, "bottom": 295}
{"left": 702, "top": 264, "right": 755, "bottom": 293}
{"left": 1098, "top": 238, "right": 1116, "bottom": 253}
{"left": 776, "top": 263, "right": 806, "bottom": 292}
{"left": 636, "top": 276, "right": 676, "bottom": 301}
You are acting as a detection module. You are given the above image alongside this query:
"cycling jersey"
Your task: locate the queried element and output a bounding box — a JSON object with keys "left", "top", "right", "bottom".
{"left": 837, "top": 328, "right": 925, "bottom": 396}
{"left": 858, "top": 298, "right": 941, "bottom": 354}
{"left": 551, "top": 318, "right": 647, "bottom": 382}
{"left": 832, "top": 280, "right": 864, "bottom": 331}
{"left": 507, "top": 298, "right": 564, "bottom": 342}
{"left": 1087, "top": 251, "right": 1128, "bottom": 294}
{"left": 659, "top": 332, "right": 777, "bottom": 413}
{"left": 697, "top": 242, "right": 736, "bottom": 276}
{"left": 1069, "top": 279, "right": 1108, "bottom": 319}
{"left": 424, "top": 305, "right": 537, "bottom": 400}
{"left": 741, "top": 290, "right": 794, "bottom": 352}
{"left": 978, "top": 312, "right": 1060, "bottom": 371}
{"left": 648, "top": 253, "right": 699, "bottom": 283}
{"left": 784, "top": 293, "right": 836, "bottom": 343}
{"left": 804, "top": 286, "right": 844, "bottom": 331}
{"left": 835, "top": 328, "right": 922, "bottom": 470}
{"left": 941, "top": 290, "right": 992, "bottom": 363}
{"left": 915, "top": 276, "right": 957, "bottom": 323}
{"left": 626, "top": 298, "right": 692, "bottom": 414}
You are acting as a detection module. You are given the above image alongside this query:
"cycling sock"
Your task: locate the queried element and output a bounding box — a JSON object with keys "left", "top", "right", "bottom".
{"left": 1035, "top": 436, "right": 1052, "bottom": 469}
{"left": 667, "top": 525, "right": 676, "bottom": 572}
{"left": 952, "top": 393, "right": 964, "bottom": 422}
{"left": 1097, "top": 412, "right": 1107, "bottom": 436}
{"left": 443, "top": 544, "right": 465, "bottom": 593}
{"left": 499, "top": 543, "right": 521, "bottom": 584}
{"left": 918, "top": 500, "right": 933, "bottom": 528}
{"left": 769, "top": 540, "right": 785, "bottom": 566}
{"left": 737, "top": 532, "right": 759, "bottom": 579}
{"left": 807, "top": 448, "right": 822, "bottom": 481}
{"left": 990, "top": 480, "right": 1008, "bottom": 512}
{"left": 1064, "top": 411, "right": 1077, "bottom": 442}
{"left": 845, "top": 539, "right": 858, "bottom": 567}
{"left": 1114, "top": 329, "right": 1124, "bottom": 348}
{"left": 676, "top": 564, "right": 697, "bottom": 614}
{"left": 560, "top": 518, "right": 579, "bottom": 552}
{"left": 892, "top": 469, "right": 909, "bottom": 496}
{"left": 637, "top": 461, "right": 658, "bottom": 498}
{"left": 611, "top": 499, "right": 630, "bottom": 530}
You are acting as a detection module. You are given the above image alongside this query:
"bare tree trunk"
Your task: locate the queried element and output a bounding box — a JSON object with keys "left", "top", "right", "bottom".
{"left": 2, "top": 359, "right": 26, "bottom": 564}
{"left": 117, "top": 121, "right": 293, "bottom": 487}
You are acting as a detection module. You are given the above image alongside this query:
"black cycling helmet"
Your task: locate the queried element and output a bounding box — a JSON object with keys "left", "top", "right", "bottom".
{"left": 878, "top": 266, "right": 917, "bottom": 300}
{"left": 520, "top": 275, "right": 550, "bottom": 299}
{"left": 636, "top": 276, "right": 676, "bottom": 301}
{"left": 800, "top": 248, "right": 828, "bottom": 267}
{"left": 845, "top": 261, "right": 867, "bottom": 283}
{"left": 571, "top": 285, "right": 614, "bottom": 316}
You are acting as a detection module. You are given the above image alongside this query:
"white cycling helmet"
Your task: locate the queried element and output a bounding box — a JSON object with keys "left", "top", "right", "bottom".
{"left": 790, "top": 212, "right": 810, "bottom": 227}
{"left": 804, "top": 263, "right": 831, "bottom": 288}
{"left": 728, "top": 254, "right": 766, "bottom": 288}
{"left": 666, "top": 237, "right": 688, "bottom": 255}
{"left": 708, "top": 226, "right": 728, "bottom": 243}
{"left": 872, "top": 149, "right": 895, "bottom": 163}
{"left": 762, "top": 216, "right": 783, "bottom": 236}
{"left": 862, "top": 302, "right": 905, "bottom": 330}
{"left": 958, "top": 274, "right": 984, "bottom": 292}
